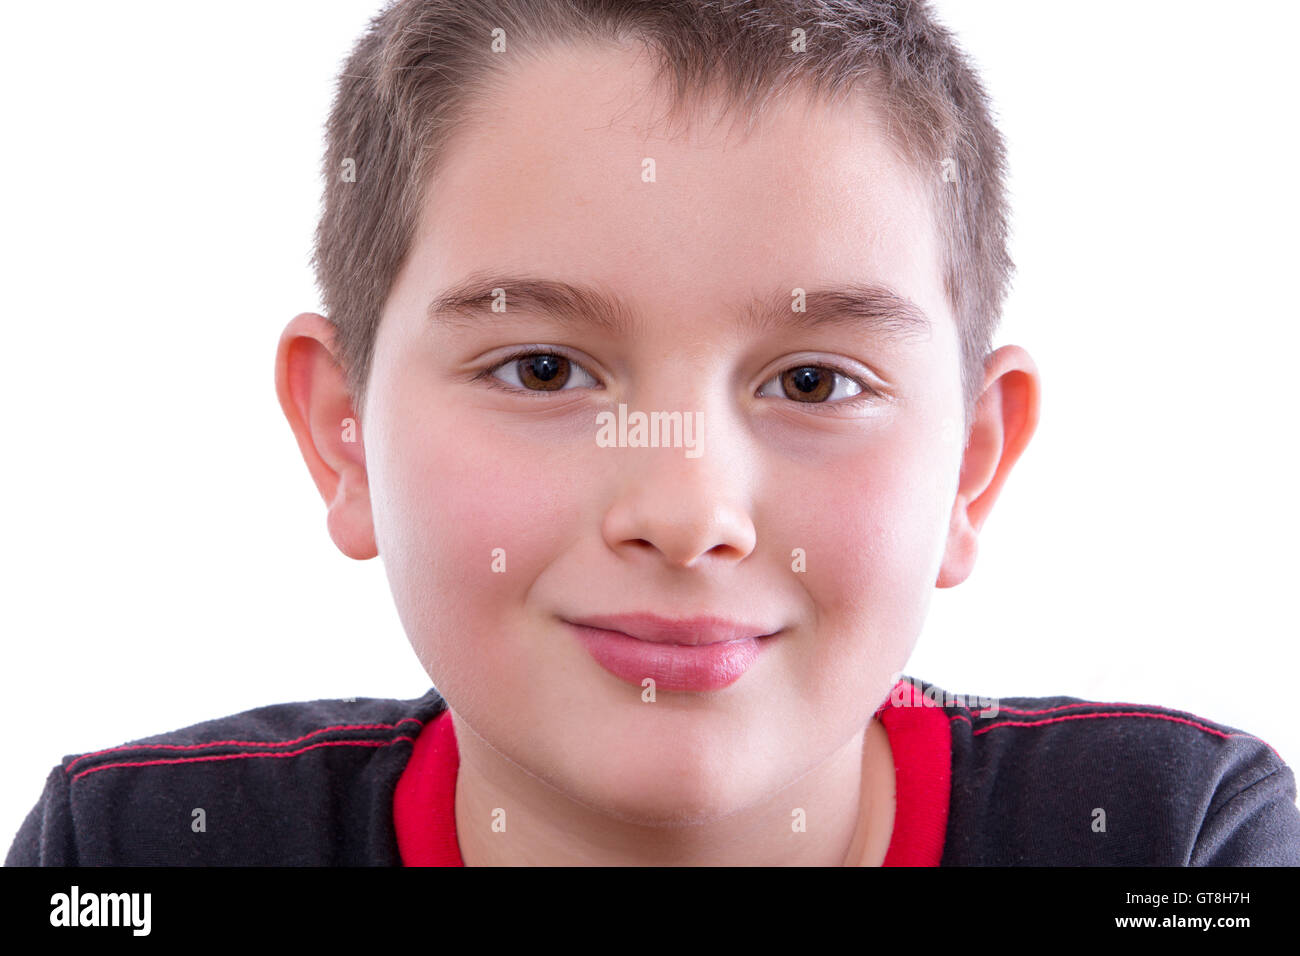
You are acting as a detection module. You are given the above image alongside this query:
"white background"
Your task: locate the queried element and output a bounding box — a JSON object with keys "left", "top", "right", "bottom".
{"left": 3, "top": 0, "right": 1297, "bottom": 846}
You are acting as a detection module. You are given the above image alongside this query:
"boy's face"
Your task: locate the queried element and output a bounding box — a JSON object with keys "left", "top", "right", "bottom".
{"left": 357, "top": 41, "right": 971, "bottom": 822}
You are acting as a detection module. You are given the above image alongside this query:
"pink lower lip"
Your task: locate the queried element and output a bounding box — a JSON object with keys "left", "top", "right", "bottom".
{"left": 568, "top": 623, "right": 768, "bottom": 691}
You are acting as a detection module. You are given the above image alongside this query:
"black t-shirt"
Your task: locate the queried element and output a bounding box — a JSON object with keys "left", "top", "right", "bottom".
{"left": 7, "top": 677, "right": 1298, "bottom": 865}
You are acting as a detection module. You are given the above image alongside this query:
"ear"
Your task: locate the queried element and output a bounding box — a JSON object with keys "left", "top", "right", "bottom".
{"left": 936, "top": 345, "right": 1041, "bottom": 588}
{"left": 274, "top": 312, "right": 377, "bottom": 560}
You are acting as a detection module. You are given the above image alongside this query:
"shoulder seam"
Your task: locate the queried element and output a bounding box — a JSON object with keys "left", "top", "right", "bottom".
{"left": 69, "top": 732, "right": 423, "bottom": 784}
{"left": 65, "top": 718, "right": 425, "bottom": 771}
{"left": 968, "top": 709, "right": 1263, "bottom": 743}
{"left": 938, "top": 698, "right": 1279, "bottom": 760}
{"left": 66, "top": 717, "right": 429, "bottom": 784}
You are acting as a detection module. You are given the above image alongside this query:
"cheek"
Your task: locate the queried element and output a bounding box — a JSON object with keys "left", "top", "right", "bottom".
{"left": 776, "top": 427, "right": 952, "bottom": 678}
{"left": 369, "top": 397, "right": 587, "bottom": 683}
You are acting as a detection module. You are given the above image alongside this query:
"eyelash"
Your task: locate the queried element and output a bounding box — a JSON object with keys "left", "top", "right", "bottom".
{"left": 474, "top": 348, "right": 881, "bottom": 412}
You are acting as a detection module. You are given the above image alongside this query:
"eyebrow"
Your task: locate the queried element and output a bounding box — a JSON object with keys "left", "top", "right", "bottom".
{"left": 427, "top": 272, "right": 932, "bottom": 343}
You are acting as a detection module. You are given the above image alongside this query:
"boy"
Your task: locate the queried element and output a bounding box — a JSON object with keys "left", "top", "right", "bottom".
{"left": 8, "top": 0, "right": 1299, "bottom": 866}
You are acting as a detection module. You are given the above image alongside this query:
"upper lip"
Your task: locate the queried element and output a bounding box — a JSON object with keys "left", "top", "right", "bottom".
{"left": 565, "top": 613, "right": 777, "bottom": 646}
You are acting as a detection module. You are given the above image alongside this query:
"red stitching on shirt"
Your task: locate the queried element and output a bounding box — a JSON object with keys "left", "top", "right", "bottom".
{"left": 965, "top": 710, "right": 1280, "bottom": 760}
{"left": 942, "top": 695, "right": 1257, "bottom": 725}
{"left": 977, "top": 697, "right": 1185, "bottom": 712}
{"left": 970, "top": 711, "right": 1228, "bottom": 736}
{"left": 984, "top": 701, "right": 1169, "bottom": 716}
{"left": 70, "top": 735, "right": 420, "bottom": 783}
{"left": 65, "top": 719, "right": 426, "bottom": 772}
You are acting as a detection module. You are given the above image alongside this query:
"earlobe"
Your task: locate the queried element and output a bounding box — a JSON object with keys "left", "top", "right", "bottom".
{"left": 936, "top": 496, "right": 978, "bottom": 588}
{"left": 275, "top": 312, "right": 378, "bottom": 560}
{"left": 326, "top": 466, "right": 379, "bottom": 560}
{"left": 935, "top": 345, "right": 1041, "bottom": 589}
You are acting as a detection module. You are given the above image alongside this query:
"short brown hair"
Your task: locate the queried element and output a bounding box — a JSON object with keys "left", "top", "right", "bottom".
{"left": 313, "top": 0, "right": 1012, "bottom": 430}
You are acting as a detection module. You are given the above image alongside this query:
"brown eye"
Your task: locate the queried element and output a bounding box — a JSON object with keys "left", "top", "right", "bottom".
{"left": 483, "top": 350, "right": 601, "bottom": 393}
{"left": 781, "top": 366, "right": 833, "bottom": 402}
{"left": 758, "top": 364, "right": 868, "bottom": 404}
{"left": 517, "top": 354, "right": 569, "bottom": 390}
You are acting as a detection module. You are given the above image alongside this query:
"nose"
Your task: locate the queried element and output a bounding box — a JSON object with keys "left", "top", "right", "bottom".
{"left": 599, "top": 419, "right": 757, "bottom": 569}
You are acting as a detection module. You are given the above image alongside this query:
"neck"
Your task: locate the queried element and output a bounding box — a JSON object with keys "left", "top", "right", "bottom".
{"left": 451, "top": 714, "right": 895, "bottom": 866}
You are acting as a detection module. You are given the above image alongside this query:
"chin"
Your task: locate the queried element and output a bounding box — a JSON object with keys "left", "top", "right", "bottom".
{"left": 565, "top": 747, "right": 764, "bottom": 829}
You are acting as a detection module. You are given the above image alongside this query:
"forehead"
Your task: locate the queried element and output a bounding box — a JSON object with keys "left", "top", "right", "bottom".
{"left": 402, "top": 40, "right": 951, "bottom": 345}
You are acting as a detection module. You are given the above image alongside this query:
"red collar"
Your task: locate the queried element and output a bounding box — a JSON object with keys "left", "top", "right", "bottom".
{"left": 394, "top": 679, "right": 950, "bottom": 865}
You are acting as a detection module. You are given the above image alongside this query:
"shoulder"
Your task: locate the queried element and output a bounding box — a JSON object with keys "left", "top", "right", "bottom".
{"left": 908, "top": 678, "right": 1300, "bottom": 865}
{"left": 5, "top": 689, "right": 447, "bottom": 866}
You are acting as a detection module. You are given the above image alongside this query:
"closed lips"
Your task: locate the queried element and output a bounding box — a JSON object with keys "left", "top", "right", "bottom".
{"left": 564, "top": 613, "right": 778, "bottom": 646}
